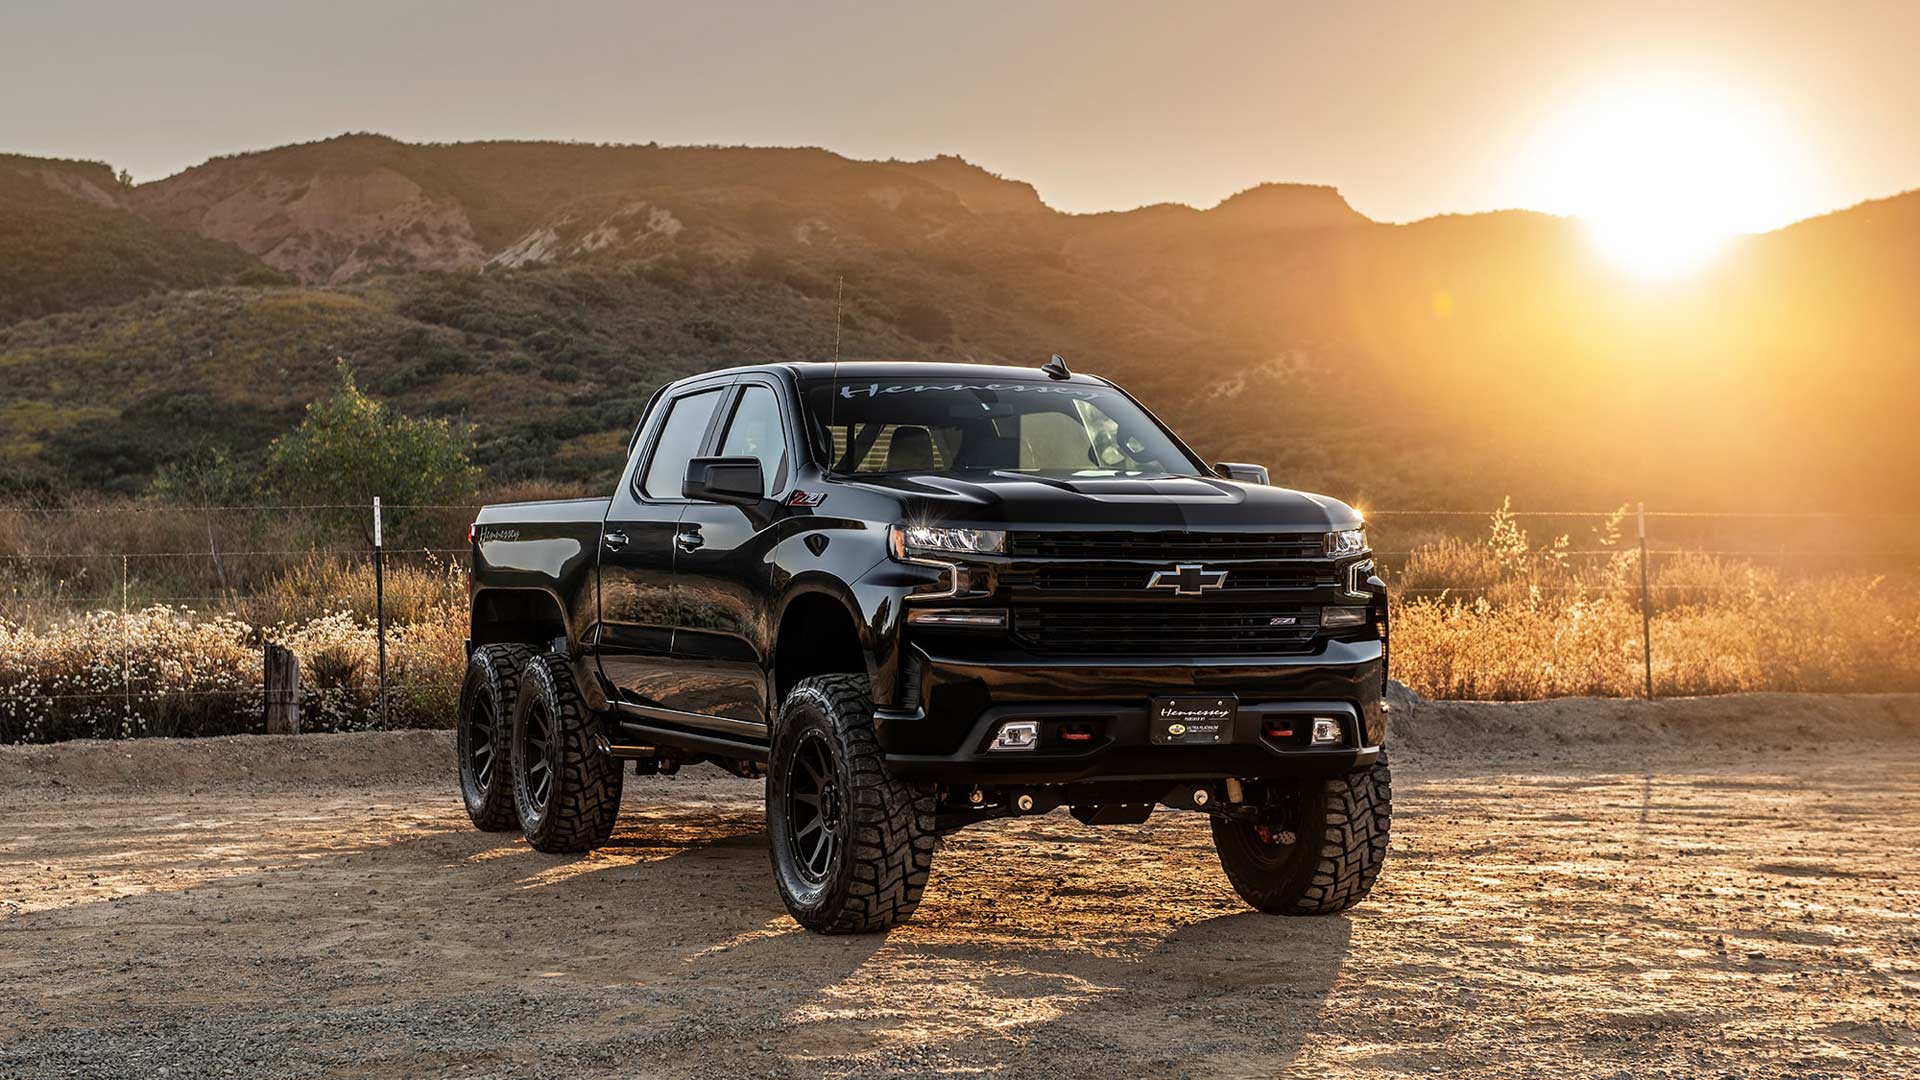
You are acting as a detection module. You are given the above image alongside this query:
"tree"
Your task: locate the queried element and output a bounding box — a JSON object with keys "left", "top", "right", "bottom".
{"left": 149, "top": 447, "right": 251, "bottom": 506}
{"left": 264, "top": 360, "right": 479, "bottom": 542}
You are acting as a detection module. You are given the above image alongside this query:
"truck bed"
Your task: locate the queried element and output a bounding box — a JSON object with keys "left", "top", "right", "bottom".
{"left": 469, "top": 497, "right": 610, "bottom": 644}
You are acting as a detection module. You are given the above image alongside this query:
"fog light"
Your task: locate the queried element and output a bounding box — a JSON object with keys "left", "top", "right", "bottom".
{"left": 906, "top": 607, "right": 1008, "bottom": 629}
{"left": 1322, "top": 605, "right": 1368, "bottom": 628}
{"left": 1311, "top": 717, "right": 1343, "bottom": 746}
{"left": 990, "top": 720, "right": 1040, "bottom": 751}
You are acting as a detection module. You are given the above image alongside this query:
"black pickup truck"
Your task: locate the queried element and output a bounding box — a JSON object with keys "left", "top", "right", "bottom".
{"left": 457, "top": 360, "right": 1390, "bottom": 933}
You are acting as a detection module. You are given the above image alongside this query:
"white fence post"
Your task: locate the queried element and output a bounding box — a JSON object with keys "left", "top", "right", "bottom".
{"left": 374, "top": 497, "right": 388, "bottom": 727}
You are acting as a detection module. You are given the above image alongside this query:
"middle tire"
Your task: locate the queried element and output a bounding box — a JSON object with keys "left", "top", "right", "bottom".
{"left": 767, "top": 673, "right": 936, "bottom": 933}
{"left": 456, "top": 642, "right": 534, "bottom": 832}
{"left": 511, "top": 653, "right": 623, "bottom": 853}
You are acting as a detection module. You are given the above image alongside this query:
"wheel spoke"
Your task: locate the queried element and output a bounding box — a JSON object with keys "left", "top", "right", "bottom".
{"left": 783, "top": 730, "right": 851, "bottom": 885}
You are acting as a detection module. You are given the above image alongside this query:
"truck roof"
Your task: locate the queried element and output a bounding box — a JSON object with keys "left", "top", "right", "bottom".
{"left": 672, "top": 360, "right": 1111, "bottom": 386}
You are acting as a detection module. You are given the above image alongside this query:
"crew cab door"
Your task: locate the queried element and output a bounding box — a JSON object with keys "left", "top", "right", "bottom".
{"left": 596, "top": 382, "right": 728, "bottom": 711}
{"left": 666, "top": 379, "right": 798, "bottom": 731}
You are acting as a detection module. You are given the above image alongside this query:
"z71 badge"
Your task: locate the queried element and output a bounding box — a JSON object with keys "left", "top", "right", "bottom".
{"left": 785, "top": 490, "right": 827, "bottom": 507}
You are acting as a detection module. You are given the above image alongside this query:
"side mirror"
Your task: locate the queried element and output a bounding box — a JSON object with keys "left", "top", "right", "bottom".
{"left": 683, "top": 456, "right": 765, "bottom": 505}
{"left": 1214, "top": 461, "right": 1270, "bottom": 486}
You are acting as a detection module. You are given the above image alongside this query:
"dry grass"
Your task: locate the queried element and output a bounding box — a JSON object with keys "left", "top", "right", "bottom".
{"left": 0, "top": 557, "right": 468, "bottom": 743}
{"left": 1385, "top": 503, "right": 1920, "bottom": 699}
{"left": 4, "top": 499, "right": 1919, "bottom": 741}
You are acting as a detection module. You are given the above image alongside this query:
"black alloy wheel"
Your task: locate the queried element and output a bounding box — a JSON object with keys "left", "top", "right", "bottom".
{"left": 456, "top": 643, "right": 533, "bottom": 832}
{"left": 783, "top": 730, "right": 846, "bottom": 885}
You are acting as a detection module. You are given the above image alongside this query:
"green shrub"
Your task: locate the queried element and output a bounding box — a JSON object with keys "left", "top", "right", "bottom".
{"left": 263, "top": 361, "right": 479, "bottom": 542}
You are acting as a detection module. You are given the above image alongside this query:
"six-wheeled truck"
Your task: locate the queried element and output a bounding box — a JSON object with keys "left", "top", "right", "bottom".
{"left": 457, "top": 360, "right": 1390, "bottom": 933}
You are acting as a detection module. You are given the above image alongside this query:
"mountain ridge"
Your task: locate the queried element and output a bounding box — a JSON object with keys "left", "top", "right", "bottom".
{"left": 2, "top": 134, "right": 1916, "bottom": 513}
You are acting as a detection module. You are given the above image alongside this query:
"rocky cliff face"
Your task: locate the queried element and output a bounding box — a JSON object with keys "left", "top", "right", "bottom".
{"left": 135, "top": 157, "right": 486, "bottom": 284}
{"left": 5, "top": 156, "right": 128, "bottom": 210}
{"left": 62, "top": 137, "right": 1373, "bottom": 290}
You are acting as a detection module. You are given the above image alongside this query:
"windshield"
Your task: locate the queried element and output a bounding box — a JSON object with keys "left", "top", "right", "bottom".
{"left": 801, "top": 377, "right": 1203, "bottom": 477}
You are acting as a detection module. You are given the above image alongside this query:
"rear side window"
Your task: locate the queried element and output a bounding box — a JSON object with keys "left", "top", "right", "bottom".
{"left": 642, "top": 388, "right": 723, "bottom": 499}
{"left": 719, "top": 385, "right": 790, "bottom": 491}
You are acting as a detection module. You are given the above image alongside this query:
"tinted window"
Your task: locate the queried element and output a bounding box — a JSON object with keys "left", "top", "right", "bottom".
{"left": 802, "top": 379, "right": 1199, "bottom": 477}
{"left": 719, "top": 385, "right": 789, "bottom": 490}
{"left": 642, "top": 389, "right": 723, "bottom": 498}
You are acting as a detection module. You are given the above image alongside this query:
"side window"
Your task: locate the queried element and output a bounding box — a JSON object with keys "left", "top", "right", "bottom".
{"left": 719, "top": 385, "right": 790, "bottom": 491}
{"left": 641, "top": 388, "right": 724, "bottom": 499}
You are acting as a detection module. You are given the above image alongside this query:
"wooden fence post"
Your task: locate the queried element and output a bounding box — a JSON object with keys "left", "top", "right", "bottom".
{"left": 265, "top": 643, "right": 301, "bottom": 735}
{"left": 1638, "top": 502, "right": 1654, "bottom": 701}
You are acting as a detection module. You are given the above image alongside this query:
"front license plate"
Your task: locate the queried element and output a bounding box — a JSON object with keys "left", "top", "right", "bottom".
{"left": 1149, "top": 696, "right": 1238, "bottom": 745}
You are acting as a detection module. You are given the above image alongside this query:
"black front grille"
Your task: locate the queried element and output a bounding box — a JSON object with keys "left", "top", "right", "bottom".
{"left": 1008, "top": 530, "right": 1325, "bottom": 560}
{"left": 1007, "top": 565, "right": 1334, "bottom": 592}
{"left": 1012, "top": 603, "right": 1322, "bottom": 656}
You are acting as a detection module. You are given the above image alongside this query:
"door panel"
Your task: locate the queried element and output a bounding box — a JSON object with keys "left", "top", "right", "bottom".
{"left": 668, "top": 505, "right": 776, "bottom": 724}
{"left": 662, "top": 382, "right": 796, "bottom": 727}
{"left": 595, "top": 386, "right": 725, "bottom": 710}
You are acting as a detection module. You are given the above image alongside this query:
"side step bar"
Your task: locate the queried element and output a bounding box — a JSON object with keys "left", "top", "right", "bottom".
{"left": 603, "top": 720, "right": 770, "bottom": 764}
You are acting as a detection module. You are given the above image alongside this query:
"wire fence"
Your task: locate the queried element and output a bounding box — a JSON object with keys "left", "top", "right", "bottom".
{"left": 3, "top": 497, "right": 1917, "bottom": 741}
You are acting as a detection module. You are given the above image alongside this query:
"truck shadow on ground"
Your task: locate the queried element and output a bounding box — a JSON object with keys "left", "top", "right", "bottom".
{"left": 2, "top": 793, "right": 1353, "bottom": 1078}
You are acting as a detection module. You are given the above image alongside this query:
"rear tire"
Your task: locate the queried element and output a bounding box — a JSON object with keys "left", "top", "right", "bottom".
{"left": 456, "top": 644, "right": 532, "bottom": 832}
{"left": 1211, "top": 757, "right": 1392, "bottom": 915}
{"left": 511, "top": 653, "right": 623, "bottom": 853}
{"left": 767, "top": 674, "right": 936, "bottom": 933}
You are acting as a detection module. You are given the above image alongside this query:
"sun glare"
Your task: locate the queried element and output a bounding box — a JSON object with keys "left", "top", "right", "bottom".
{"left": 1520, "top": 77, "right": 1811, "bottom": 279}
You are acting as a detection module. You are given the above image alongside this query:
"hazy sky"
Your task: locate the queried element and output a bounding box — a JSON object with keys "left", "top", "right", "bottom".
{"left": 4, "top": 0, "right": 1915, "bottom": 224}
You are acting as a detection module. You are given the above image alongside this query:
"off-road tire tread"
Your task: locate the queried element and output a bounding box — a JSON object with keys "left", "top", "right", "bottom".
{"left": 1214, "top": 757, "right": 1392, "bottom": 915}
{"left": 513, "top": 653, "right": 623, "bottom": 854}
{"left": 458, "top": 643, "right": 533, "bottom": 832}
{"left": 776, "top": 674, "right": 936, "bottom": 934}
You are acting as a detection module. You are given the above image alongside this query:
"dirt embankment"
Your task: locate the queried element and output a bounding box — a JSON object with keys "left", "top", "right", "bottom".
{"left": 1391, "top": 687, "right": 1919, "bottom": 760}
{"left": 2, "top": 693, "right": 1916, "bottom": 1079}
{"left": 2, "top": 688, "right": 1911, "bottom": 797}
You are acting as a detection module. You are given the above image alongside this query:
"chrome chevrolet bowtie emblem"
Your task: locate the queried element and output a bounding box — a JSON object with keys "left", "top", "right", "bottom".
{"left": 1146, "top": 563, "right": 1228, "bottom": 595}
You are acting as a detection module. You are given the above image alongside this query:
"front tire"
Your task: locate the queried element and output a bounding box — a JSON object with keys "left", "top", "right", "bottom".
{"left": 511, "top": 653, "right": 623, "bottom": 853}
{"left": 457, "top": 644, "right": 533, "bottom": 832}
{"left": 767, "top": 674, "right": 936, "bottom": 933}
{"left": 1211, "top": 758, "right": 1392, "bottom": 915}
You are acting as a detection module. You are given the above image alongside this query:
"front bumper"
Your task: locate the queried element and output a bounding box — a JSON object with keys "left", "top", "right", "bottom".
{"left": 874, "top": 638, "right": 1386, "bottom": 784}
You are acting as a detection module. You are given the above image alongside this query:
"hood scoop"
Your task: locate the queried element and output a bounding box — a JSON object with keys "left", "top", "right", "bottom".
{"left": 1001, "top": 473, "right": 1234, "bottom": 500}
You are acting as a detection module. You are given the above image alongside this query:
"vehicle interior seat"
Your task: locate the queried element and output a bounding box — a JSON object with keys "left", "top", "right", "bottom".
{"left": 886, "top": 426, "right": 937, "bottom": 471}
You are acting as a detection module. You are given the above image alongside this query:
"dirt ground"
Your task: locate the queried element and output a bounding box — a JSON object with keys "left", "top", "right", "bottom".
{"left": 2, "top": 694, "right": 1917, "bottom": 1079}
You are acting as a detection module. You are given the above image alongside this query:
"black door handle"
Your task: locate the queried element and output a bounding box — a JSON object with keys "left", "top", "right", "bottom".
{"left": 675, "top": 527, "right": 704, "bottom": 552}
{"left": 602, "top": 530, "right": 629, "bottom": 551}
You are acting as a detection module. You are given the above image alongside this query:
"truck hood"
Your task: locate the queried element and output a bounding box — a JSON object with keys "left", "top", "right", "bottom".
{"left": 842, "top": 472, "right": 1361, "bottom": 532}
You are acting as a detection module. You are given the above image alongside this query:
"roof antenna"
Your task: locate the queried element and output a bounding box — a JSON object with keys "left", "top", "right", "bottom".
{"left": 832, "top": 276, "right": 844, "bottom": 366}
{"left": 1041, "top": 353, "right": 1072, "bottom": 380}
{"left": 826, "top": 276, "right": 845, "bottom": 470}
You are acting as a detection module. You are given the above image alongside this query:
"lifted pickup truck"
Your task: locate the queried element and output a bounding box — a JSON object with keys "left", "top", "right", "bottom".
{"left": 458, "top": 360, "right": 1390, "bottom": 933}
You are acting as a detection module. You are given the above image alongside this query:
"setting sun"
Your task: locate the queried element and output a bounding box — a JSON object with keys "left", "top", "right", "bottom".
{"left": 1519, "top": 77, "right": 1814, "bottom": 278}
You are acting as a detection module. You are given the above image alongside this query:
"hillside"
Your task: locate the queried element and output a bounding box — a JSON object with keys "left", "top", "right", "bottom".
{"left": 0, "top": 154, "right": 277, "bottom": 324}
{"left": 1, "top": 134, "right": 1916, "bottom": 513}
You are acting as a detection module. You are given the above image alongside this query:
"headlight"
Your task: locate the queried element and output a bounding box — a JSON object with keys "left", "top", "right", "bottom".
{"left": 1326, "top": 527, "right": 1367, "bottom": 557}
{"left": 1322, "top": 605, "right": 1369, "bottom": 628}
{"left": 889, "top": 524, "right": 1007, "bottom": 559}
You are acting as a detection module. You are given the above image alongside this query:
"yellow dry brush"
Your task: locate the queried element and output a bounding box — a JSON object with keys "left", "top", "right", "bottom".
{"left": 2, "top": 521, "right": 1917, "bottom": 741}
{"left": 0, "top": 557, "right": 470, "bottom": 742}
